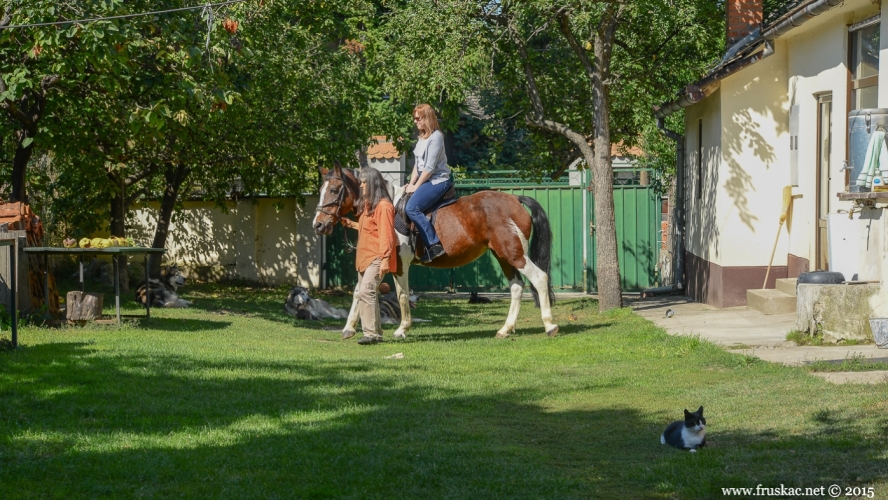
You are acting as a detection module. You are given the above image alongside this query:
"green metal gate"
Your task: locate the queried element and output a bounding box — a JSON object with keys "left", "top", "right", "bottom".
{"left": 323, "top": 169, "right": 660, "bottom": 293}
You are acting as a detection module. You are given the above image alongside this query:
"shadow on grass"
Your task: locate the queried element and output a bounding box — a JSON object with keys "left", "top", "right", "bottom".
{"left": 177, "top": 283, "right": 588, "bottom": 336}
{"left": 138, "top": 318, "right": 234, "bottom": 332}
{"left": 404, "top": 321, "right": 615, "bottom": 343}
{"left": 2, "top": 342, "right": 885, "bottom": 498}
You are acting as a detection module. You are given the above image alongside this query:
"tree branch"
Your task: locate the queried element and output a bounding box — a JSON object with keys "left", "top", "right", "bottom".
{"left": 508, "top": 18, "right": 546, "bottom": 120}
{"left": 0, "top": 5, "right": 12, "bottom": 28}
{"left": 525, "top": 116, "right": 594, "bottom": 159}
{"left": 41, "top": 74, "right": 61, "bottom": 91}
{"left": 0, "top": 99, "right": 32, "bottom": 128}
{"left": 526, "top": 6, "right": 570, "bottom": 44}
{"left": 557, "top": 11, "right": 596, "bottom": 84}
{"left": 124, "top": 162, "right": 162, "bottom": 187}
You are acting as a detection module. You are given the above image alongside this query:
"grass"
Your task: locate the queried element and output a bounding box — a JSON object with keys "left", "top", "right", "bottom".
{"left": 1, "top": 282, "right": 887, "bottom": 499}
{"left": 786, "top": 329, "right": 825, "bottom": 346}
{"left": 805, "top": 353, "right": 888, "bottom": 372}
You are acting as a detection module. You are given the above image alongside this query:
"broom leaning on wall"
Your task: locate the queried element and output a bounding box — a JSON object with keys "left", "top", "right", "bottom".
{"left": 763, "top": 186, "right": 793, "bottom": 289}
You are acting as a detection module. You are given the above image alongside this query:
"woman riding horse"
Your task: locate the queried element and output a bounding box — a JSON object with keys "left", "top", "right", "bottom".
{"left": 405, "top": 104, "right": 453, "bottom": 263}
{"left": 312, "top": 165, "right": 559, "bottom": 341}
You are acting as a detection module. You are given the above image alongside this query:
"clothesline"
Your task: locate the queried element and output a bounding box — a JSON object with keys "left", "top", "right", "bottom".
{"left": 0, "top": 0, "right": 248, "bottom": 30}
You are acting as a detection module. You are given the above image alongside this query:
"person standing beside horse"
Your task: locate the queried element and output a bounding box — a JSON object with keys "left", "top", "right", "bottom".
{"left": 340, "top": 167, "right": 398, "bottom": 345}
{"left": 405, "top": 103, "right": 453, "bottom": 263}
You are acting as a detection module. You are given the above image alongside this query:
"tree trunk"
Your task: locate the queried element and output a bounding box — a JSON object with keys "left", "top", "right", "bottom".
{"left": 149, "top": 163, "right": 190, "bottom": 277}
{"left": 10, "top": 131, "right": 33, "bottom": 204}
{"left": 591, "top": 11, "right": 623, "bottom": 311}
{"left": 109, "top": 179, "right": 129, "bottom": 292}
{"left": 66, "top": 291, "right": 104, "bottom": 322}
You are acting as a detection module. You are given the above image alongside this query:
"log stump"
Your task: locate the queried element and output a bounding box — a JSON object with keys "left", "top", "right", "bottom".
{"left": 66, "top": 292, "right": 104, "bottom": 322}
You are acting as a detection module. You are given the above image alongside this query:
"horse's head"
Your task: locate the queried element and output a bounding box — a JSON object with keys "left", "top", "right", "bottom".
{"left": 312, "top": 164, "right": 359, "bottom": 235}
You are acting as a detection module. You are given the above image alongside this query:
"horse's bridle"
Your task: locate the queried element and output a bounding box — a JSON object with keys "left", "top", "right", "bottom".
{"left": 315, "top": 169, "right": 358, "bottom": 252}
{"left": 314, "top": 171, "right": 354, "bottom": 224}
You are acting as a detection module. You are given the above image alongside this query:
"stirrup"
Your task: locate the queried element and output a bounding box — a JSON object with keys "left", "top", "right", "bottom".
{"left": 421, "top": 243, "right": 445, "bottom": 263}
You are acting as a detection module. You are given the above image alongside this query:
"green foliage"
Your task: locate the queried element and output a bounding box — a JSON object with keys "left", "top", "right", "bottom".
{"left": 3, "top": 1, "right": 387, "bottom": 243}
{"left": 370, "top": 0, "right": 724, "bottom": 181}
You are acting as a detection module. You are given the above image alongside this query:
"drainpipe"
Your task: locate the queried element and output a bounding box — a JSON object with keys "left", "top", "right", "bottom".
{"left": 641, "top": 117, "right": 686, "bottom": 297}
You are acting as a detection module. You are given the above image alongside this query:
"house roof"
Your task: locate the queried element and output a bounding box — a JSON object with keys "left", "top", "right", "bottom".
{"left": 654, "top": 0, "right": 844, "bottom": 119}
{"left": 612, "top": 142, "right": 643, "bottom": 157}
{"left": 367, "top": 136, "right": 400, "bottom": 159}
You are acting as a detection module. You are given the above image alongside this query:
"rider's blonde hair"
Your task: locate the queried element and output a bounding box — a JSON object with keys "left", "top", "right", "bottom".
{"left": 413, "top": 103, "right": 440, "bottom": 139}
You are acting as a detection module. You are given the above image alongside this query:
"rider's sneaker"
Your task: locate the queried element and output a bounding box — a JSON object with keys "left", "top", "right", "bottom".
{"left": 421, "top": 243, "right": 445, "bottom": 263}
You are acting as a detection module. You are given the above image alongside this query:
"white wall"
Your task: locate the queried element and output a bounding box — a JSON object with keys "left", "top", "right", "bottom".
{"left": 684, "top": 88, "right": 723, "bottom": 262}
{"left": 714, "top": 40, "right": 790, "bottom": 268}
{"left": 129, "top": 196, "right": 323, "bottom": 287}
{"left": 784, "top": 11, "right": 873, "bottom": 266}
{"left": 684, "top": 0, "right": 878, "bottom": 269}
{"left": 369, "top": 157, "right": 406, "bottom": 196}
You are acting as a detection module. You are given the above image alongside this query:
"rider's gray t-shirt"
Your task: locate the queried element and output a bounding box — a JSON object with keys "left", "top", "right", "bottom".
{"left": 413, "top": 130, "right": 450, "bottom": 185}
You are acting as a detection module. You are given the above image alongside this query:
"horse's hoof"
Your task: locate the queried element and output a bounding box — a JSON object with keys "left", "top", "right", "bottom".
{"left": 546, "top": 325, "right": 559, "bottom": 338}
{"left": 392, "top": 332, "right": 407, "bottom": 340}
{"left": 495, "top": 332, "right": 510, "bottom": 339}
{"left": 342, "top": 329, "right": 356, "bottom": 340}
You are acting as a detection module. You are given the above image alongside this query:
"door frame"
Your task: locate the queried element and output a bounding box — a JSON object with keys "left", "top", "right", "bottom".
{"left": 815, "top": 92, "right": 833, "bottom": 271}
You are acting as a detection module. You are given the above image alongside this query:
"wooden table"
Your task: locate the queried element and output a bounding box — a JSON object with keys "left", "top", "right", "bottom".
{"left": 0, "top": 238, "right": 18, "bottom": 347}
{"left": 24, "top": 247, "right": 167, "bottom": 325}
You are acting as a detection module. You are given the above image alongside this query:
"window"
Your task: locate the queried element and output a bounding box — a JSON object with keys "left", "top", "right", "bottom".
{"left": 697, "top": 119, "right": 703, "bottom": 200}
{"left": 850, "top": 19, "right": 880, "bottom": 110}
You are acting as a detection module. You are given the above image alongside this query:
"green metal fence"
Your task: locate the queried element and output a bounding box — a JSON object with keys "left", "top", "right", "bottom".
{"left": 323, "top": 169, "right": 660, "bottom": 293}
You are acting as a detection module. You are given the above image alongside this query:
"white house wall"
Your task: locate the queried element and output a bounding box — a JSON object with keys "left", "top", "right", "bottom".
{"left": 684, "top": 88, "right": 723, "bottom": 263}
{"left": 716, "top": 39, "right": 790, "bottom": 268}
{"left": 129, "top": 196, "right": 322, "bottom": 287}
{"left": 785, "top": 2, "right": 879, "bottom": 267}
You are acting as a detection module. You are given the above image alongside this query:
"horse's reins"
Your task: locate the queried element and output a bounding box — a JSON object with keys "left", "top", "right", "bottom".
{"left": 315, "top": 169, "right": 358, "bottom": 253}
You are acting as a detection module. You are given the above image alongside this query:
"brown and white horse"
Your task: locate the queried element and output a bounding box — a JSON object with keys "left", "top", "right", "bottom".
{"left": 312, "top": 166, "right": 558, "bottom": 339}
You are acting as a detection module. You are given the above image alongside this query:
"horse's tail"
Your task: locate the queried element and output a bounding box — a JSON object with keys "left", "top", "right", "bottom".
{"left": 518, "top": 196, "right": 556, "bottom": 308}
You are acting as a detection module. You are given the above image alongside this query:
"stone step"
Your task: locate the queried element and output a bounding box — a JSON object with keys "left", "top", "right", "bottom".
{"left": 747, "top": 288, "right": 796, "bottom": 315}
{"left": 776, "top": 278, "right": 798, "bottom": 296}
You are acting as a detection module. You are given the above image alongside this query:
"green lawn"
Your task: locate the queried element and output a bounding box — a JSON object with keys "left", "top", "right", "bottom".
{"left": 1, "top": 283, "right": 886, "bottom": 499}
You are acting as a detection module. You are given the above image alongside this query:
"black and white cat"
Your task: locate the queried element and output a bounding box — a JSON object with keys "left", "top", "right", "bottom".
{"left": 661, "top": 406, "right": 706, "bottom": 452}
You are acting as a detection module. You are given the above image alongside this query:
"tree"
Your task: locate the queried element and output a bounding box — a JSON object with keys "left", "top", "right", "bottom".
{"left": 372, "top": 0, "right": 723, "bottom": 311}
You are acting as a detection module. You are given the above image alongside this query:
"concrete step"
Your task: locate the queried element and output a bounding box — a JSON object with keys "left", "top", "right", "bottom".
{"left": 747, "top": 288, "right": 796, "bottom": 315}
{"left": 776, "top": 278, "right": 798, "bottom": 296}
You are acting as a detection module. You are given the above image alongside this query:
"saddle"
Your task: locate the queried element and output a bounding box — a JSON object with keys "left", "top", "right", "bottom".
{"left": 394, "top": 185, "right": 458, "bottom": 254}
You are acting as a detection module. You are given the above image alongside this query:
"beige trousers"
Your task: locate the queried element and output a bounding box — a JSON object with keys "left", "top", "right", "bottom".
{"left": 357, "top": 259, "right": 383, "bottom": 338}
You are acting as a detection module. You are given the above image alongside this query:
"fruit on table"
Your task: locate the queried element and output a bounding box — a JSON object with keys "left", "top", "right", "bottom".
{"left": 90, "top": 237, "right": 102, "bottom": 248}
{"left": 63, "top": 238, "right": 77, "bottom": 248}
{"left": 79, "top": 238, "right": 91, "bottom": 248}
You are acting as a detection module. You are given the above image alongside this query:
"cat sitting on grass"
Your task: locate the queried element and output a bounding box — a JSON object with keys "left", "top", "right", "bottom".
{"left": 661, "top": 406, "right": 706, "bottom": 452}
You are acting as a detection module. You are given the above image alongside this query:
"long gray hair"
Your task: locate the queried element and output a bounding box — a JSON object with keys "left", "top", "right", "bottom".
{"left": 357, "top": 167, "right": 392, "bottom": 216}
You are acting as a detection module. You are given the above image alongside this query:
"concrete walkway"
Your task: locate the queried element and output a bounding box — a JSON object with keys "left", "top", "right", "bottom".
{"left": 627, "top": 295, "right": 888, "bottom": 384}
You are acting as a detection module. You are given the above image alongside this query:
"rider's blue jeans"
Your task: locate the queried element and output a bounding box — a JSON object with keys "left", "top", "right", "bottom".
{"left": 406, "top": 180, "right": 453, "bottom": 247}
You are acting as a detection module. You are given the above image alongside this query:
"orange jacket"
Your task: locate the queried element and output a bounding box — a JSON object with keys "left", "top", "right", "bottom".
{"left": 356, "top": 199, "right": 397, "bottom": 273}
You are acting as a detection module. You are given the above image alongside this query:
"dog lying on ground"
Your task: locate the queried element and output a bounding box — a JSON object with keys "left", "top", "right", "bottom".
{"left": 135, "top": 264, "right": 191, "bottom": 308}
{"left": 285, "top": 286, "right": 350, "bottom": 321}
{"left": 285, "top": 286, "right": 427, "bottom": 323}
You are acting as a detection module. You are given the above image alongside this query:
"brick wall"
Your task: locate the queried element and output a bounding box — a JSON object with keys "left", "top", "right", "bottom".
{"left": 726, "top": 0, "right": 763, "bottom": 46}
